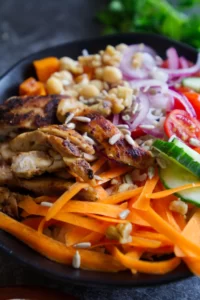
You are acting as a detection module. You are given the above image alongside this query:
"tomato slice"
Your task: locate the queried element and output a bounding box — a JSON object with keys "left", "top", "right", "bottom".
{"left": 164, "top": 109, "right": 200, "bottom": 145}
{"left": 131, "top": 127, "right": 145, "bottom": 139}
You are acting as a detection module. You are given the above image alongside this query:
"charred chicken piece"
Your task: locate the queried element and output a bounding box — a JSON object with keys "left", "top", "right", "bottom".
{"left": 76, "top": 111, "right": 153, "bottom": 169}
{"left": 39, "top": 125, "right": 95, "bottom": 155}
{"left": 0, "top": 95, "right": 67, "bottom": 135}
{"left": 0, "top": 142, "right": 16, "bottom": 163}
{"left": 0, "top": 187, "right": 26, "bottom": 218}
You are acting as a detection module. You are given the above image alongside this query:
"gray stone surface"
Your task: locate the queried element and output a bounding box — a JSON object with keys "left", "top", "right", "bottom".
{"left": 0, "top": 0, "right": 200, "bottom": 299}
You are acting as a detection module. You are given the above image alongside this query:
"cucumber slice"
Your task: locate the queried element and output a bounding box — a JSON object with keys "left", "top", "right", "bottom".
{"left": 182, "top": 77, "right": 200, "bottom": 92}
{"left": 153, "top": 138, "right": 200, "bottom": 177}
{"left": 160, "top": 162, "right": 200, "bottom": 206}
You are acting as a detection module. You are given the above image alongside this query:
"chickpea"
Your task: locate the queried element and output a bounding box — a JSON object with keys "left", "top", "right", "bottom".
{"left": 116, "top": 43, "right": 128, "bottom": 52}
{"left": 46, "top": 77, "right": 63, "bottom": 94}
{"left": 103, "top": 66, "right": 122, "bottom": 83}
{"left": 53, "top": 70, "right": 73, "bottom": 84}
{"left": 95, "top": 67, "right": 104, "bottom": 79}
{"left": 79, "top": 84, "right": 100, "bottom": 98}
{"left": 60, "top": 57, "right": 83, "bottom": 74}
{"left": 90, "top": 80, "right": 103, "bottom": 91}
{"left": 75, "top": 74, "right": 90, "bottom": 84}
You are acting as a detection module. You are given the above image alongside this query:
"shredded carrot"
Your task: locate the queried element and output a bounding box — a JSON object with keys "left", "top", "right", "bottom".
{"left": 100, "top": 187, "right": 143, "bottom": 204}
{"left": 62, "top": 200, "right": 124, "bottom": 218}
{"left": 126, "top": 249, "right": 143, "bottom": 274}
{"left": 112, "top": 247, "right": 181, "bottom": 274}
{"left": 94, "top": 186, "right": 108, "bottom": 201}
{"left": 127, "top": 210, "right": 152, "bottom": 227}
{"left": 33, "top": 57, "right": 60, "bottom": 82}
{"left": 184, "top": 257, "right": 200, "bottom": 276}
{"left": 38, "top": 218, "right": 46, "bottom": 233}
{"left": 22, "top": 217, "right": 43, "bottom": 230}
{"left": 98, "top": 166, "right": 131, "bottom": 184}
{"left": 19, "top": 198, "right": 107, "bottom": 234}
{"left": 133, "top": 174, "right": 159, "bottom": 210}
{"left": 0, "top": 212, "right": 124, "bottom": 272}
{"left": 129, "top": 236, "right": 162, "bottom": 249}
{"left": 45, "top": 182, "right": 88, "bottom": 221}
{"left": 136, "top": 207, "right": 200, "bottom": 258}
{"left": 88, "top": 214, "right": 128, "bottom": 224}
{"left": 132, "top": 231, "right": 172, "bottom": 245}
{"left": 79, "top": 231, "right": 103, "bottom": 244}
{"left": 175, "top": 209, "right": 200, "bottom": 257}
{"left": 92, "top": 158, "right": 106, "bottom": 173}
{"left": 64, "top": 226, "right": 91, "bottom": 246}
{"left": 148, "top": 182, "right": 200, "bottom": 199}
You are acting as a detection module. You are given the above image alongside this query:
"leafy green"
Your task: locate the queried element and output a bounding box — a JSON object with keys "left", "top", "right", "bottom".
{"left": 97, "top": 0, "right": 200, "bottom": 49}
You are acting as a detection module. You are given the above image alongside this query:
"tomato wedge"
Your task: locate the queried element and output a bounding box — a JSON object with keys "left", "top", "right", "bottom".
{"left": 164, "top": 109, "right": 200, "bottom": 145}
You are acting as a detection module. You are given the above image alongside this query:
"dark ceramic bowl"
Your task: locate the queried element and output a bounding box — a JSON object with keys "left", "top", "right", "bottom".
{"left": 0, "top": 33, "right": 195, "bottom": 287}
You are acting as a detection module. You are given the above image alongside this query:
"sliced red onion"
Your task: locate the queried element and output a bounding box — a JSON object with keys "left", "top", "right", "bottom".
{"left": 166, "top": 47, "right": 179, "bottom": 70}
{"left": 140, "top": 116, "right": 166, "bottom": 138}
{"left": 124, "top": 93, "right": 149, "bottom": 130}
{"left": 120, "top": 44, "right": 157, "bottom": 79}
{"left": 179, "top": 56, "right": 189, "bottom": 69}
{"left": 112, "top": 114, "right": 120, "bottom": 125}
{"left": 149, "top": 93, "right": 174, "bottom": 111}
{"left": 168, "top": 89, "right": 196, "bottom": 117}
{"left": 159, "top": 53, "right": 200, "bottom": 77}
{"left": 130, "top": 79, "right": 168, "bottom": 93}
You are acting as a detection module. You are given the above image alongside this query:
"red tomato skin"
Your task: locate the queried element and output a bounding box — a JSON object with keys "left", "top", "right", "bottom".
{"left": 131, "top": 127, "right": 145, "bottom": 139}
{"left": 183, "top": 92, "right": 200, "bottom": 120}
{"left": 164, "top": 109, "right": 200, "bottom": 146}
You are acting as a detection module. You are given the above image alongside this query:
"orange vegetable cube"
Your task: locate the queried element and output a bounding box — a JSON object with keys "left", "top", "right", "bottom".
{"left": 19, "top": 77, "right": 46, "bottom": 96}
{"left": 33, "top": 57, "right": 60, "bottom": 82}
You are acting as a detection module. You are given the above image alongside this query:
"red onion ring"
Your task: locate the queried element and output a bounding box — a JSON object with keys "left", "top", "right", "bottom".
{"left": 159, "top": 53, "right": 200, "bottom": 77}
{"left": 120, "top": 44, "right": 157, "bottom": 79}
{"left": 130, "top": 79, "right": 168, "bottom": 92}
{"left": 167, "top": 48, "right": 179, "bottom": 70}
{"left": 112, "top": 114, "right": 119, "bottom": 125}
{"left": 168, "top": 89, "right": 196, "bottom": 117}
{"left": 179, "top": 56, "right": 189, "bottom": 69}
{"left": 124, "top": 94, "right": 150, "bottom": 130}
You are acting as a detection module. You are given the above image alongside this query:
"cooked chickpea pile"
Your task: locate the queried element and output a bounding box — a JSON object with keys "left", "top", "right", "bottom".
{"left": 44, "top": 44, "right": 137, "bottom": 118}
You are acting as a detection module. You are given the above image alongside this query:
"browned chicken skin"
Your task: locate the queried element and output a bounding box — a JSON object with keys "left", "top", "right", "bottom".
{"left": 76, "top": 111, "right": 153, "bottom": 169}
{"left": 0, "top": 95, "right": 67, "bottom": 135}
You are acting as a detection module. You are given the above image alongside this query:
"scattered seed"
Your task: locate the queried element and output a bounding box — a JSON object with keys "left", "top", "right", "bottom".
{"left": 40, "top": 201, "right": 53, "bottom": 208}
{"left": 83, "top": 153, "right": 97, "bottom": 161}
{"left": 109, "top": 133, "right": 121, "bottom": 145}
{"left": 72, "top": 250, "right": 81, "bottom": 269}
{"left": 74, "top": 242, "right": 91, "bottom": 249}
{"left": 102, "top": 89, "right": 108, "bottom": 96}
{"left": 117, "top": 124, "right": 129, "bottom": 129}
{"left": 119, "top": 209, "right": 130, "bottom": 220}
{"left": 148, "top": 166, "right": 155, "bottom": 179}
{"left": 143, "top": 85, "right": 150, "bottom": 93}
{"left": 111, "top": 179, "right": 119, "bottom": 185}
{"left": 124, "top": 174, "right": 133, "bottom": 184}
{"left": 125, "top": 134, "right": 137, "bottom": 146}
{"left": 189, "top": 138, "right": 200, "bottom": 147}
{"left": 156, "top": 157, "right": 167, "bottom": 169}
{"left": 132, "top": 103, "right": 139, "bottom": 114}
{"left": 66, "top": 122, "right": 76, "bottom": 129}
{"left": 73, "top": 116, "right": 91, "bottom": 123}
{"left": 94, "top": 175, "right": 102, "bottom": 181}
{"left": 121, "top": 129, "right": 131, "bottom": 136}
{"left": 65, "top": 113, "right": 75, "bottom": 124}
{"left": 122, "top": 114, "right": 130, "bottom": 121}
{"left": 82, "top": 49, "right": 89, "bottom": 56}
{"left": 140, "top": 124, "right": 155, "bottom": 129}
{"left": 62, "top": 79, "right": 70, "bottom": 86}
{"left": 83, "top": 133, "right": 96, "bottom": 145}
{"left": 118, "top": 183, "right": 134, "bottom": 193}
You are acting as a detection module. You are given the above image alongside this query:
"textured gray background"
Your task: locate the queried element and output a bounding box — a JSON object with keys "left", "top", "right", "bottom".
{"left": 0, "top": 0, "right": 200, "bottom": 299}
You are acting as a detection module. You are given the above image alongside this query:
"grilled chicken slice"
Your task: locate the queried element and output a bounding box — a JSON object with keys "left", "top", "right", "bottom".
{"left": 11, "top": 151, "right": 53, "bottom": 178}
{"left": 57, "top": 98, "right": 85, "bottom": 123}
{"left": 39, "top": 125, "right": 95, "bottom": 155}
{"left": 76, "top": 111, "right": 153, "bottom": 169}
{"left": 0, "top": 142, "right": 16, "bottom": 163}
{"left": 0, "top": 187, "right": 25, "bottom": 218}
{"left": 10, "top": 130, "right": 48, "bottom": 152}
{"left": 0, "top": 95, "right": 66, "bottom": 135}
{"left": 0, "top": 161, "right": 13, "bottom": 184}
{"left": 13, "top": 176, "right": 72, "bottom": 196}
{"left": 48, "top": 135, "right": 94, "bottom": 183}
